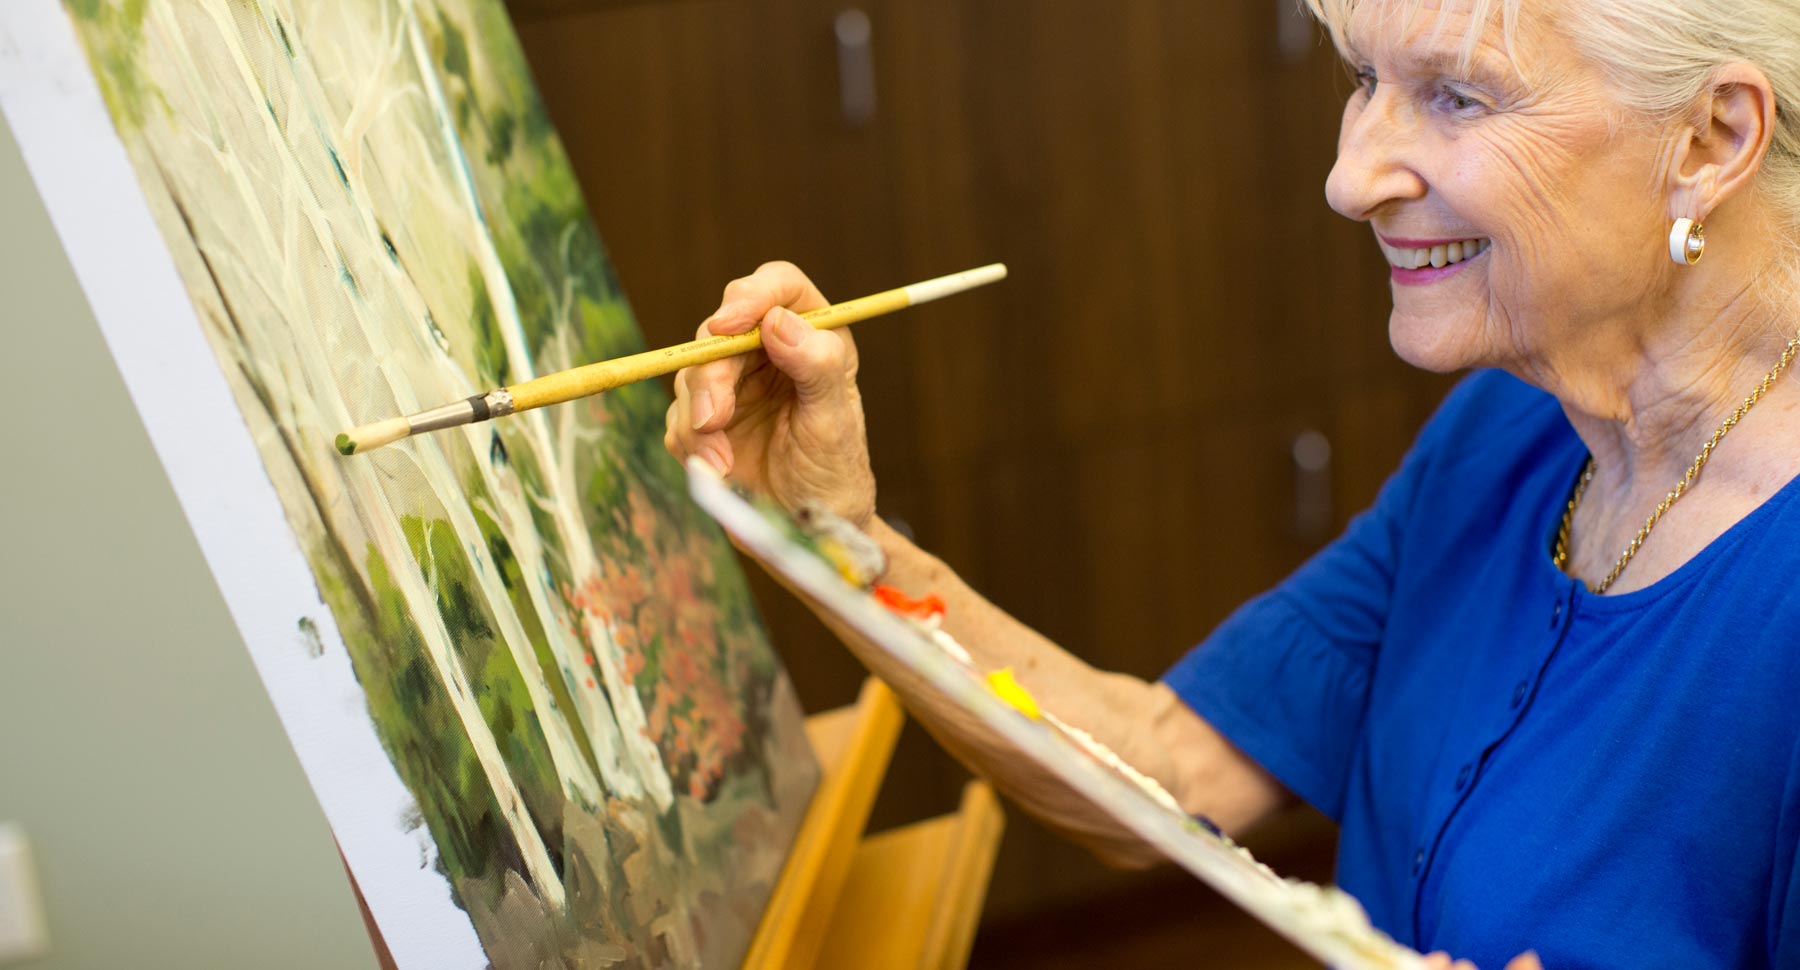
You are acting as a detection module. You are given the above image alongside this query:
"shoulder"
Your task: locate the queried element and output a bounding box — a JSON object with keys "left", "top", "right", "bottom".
{"left": 1409, "top": 369, "right": 1571, "bottom": 476}
{"left": 1366, "top": 369, "right": 1580, "bottom": 544}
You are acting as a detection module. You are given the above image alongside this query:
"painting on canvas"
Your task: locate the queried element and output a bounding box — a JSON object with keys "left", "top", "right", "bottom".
{"left": 8, "top": 1, "right": 818, "bottom": 966}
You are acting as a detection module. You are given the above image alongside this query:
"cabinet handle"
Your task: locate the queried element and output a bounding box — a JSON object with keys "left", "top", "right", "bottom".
{"left": 835, "top": 8, "right": 877, "bottom": 126}
{"left": 1291, "top": 430, "right": 1333, "bottom": 542}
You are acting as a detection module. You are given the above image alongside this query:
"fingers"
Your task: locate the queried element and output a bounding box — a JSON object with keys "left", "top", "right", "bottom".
{"left": 684, "top": 318, "right": 746, "bottom": 433}
{"left": 732, "top": 260, "right": 830, "bottom": 317}
{"left": 757, "top": 306, "right": 856, "bottom": 407}
{"left": 708, "top": 261, "right": 830, "bottom": 335}
{"left": 1504, "top": 952, "right": 1543, "bottom": 970}
{"left": 663, "top": 377, "right": 733, "bottom": 475}
{"left": 687, "top": 261, "right": 830, "bottom": 433}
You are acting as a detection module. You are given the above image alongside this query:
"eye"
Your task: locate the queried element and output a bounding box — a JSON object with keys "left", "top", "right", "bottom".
{"left": 1436, "top": 84, "right": 1484, "bottom": 113}
{"left": 1354, "top": 68, "right": 1380, "bottom": 99}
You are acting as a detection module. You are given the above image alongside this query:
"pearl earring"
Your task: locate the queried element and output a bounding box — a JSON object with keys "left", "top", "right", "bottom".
{"left": 1669, "top": 217, "right": 1705, "bottom": 265}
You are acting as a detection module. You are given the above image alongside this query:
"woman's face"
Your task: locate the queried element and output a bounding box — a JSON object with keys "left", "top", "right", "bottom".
{"left": 1325, "top": 0, "right": 1675, "bottom": 376}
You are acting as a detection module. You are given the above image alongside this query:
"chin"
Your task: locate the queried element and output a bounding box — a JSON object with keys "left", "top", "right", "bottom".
{"left": 1387, "top": 309, "right": 1485, "bottom": 374}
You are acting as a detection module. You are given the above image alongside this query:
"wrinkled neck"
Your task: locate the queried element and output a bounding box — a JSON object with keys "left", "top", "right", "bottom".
{"left": 1538, "top": 274, "right": 1795, "bottom": 495}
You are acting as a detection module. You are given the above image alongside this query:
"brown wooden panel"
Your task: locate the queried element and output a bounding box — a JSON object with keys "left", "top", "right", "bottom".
{"left": 513, "top": 0, "right": 904, "bottom": 336}
{"left": 972, "top": 810, "right": 1341, "bottom": 968}
{"left": 510, "top": 0, "right": 1458, "bottom": 940}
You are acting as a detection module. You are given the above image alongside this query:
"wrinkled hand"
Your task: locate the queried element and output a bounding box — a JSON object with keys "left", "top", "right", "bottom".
{"left": 664, "top": 261, "right": 877, "bottom": 528}
{"left": 1422, "top": 949, "right": 1543, "bottom": 970}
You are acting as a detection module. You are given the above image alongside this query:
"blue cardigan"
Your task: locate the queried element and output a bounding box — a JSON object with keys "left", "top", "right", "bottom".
{"left": 1165, "top": 369, "right": 1800, "bottom": 969}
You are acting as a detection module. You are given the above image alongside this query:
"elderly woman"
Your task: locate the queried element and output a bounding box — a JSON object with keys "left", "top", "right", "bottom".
{"left": 665, "top": 0, "right": 1800, "bottom": 965}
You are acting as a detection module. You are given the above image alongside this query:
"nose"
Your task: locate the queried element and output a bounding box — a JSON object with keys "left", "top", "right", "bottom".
{"left": 1325, "top": 89, "right": 1428, "bottom": 221}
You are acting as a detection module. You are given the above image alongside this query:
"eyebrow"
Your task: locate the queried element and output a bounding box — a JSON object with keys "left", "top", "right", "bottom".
{"left": 1348, "top": 44, "right": 1513, "bottom": 87}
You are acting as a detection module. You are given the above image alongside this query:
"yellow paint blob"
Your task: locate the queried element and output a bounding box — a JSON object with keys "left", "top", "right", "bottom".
{"left": 985, "top": 668, "right": 1041, "bottom": 720}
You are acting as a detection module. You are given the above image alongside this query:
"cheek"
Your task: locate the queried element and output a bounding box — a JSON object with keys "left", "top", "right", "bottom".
{"left": 1431, "top": 108, "right": 1597, "bottom": 239}
{"left": 1388, "top": 111, "right": 1664, "bottom": 365}
{"left": 1434, "top": 134, "right": 1630, "bottom": 300}
{"left": 1490, "top": 172, "right": 1660, "bottom": 316}
{"left": 1466, "top": 140, "right": 1579, "bottom": 248}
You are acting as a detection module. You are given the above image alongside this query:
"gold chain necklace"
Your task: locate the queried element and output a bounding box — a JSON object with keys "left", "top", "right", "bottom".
{"left": 1553, "top": 336, "right": 1800, "bottom": 594}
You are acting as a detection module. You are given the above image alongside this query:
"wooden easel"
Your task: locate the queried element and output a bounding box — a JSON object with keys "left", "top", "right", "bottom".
{"left": 744, "top": 678, "right": 1006, "bottom": 970}
{"left": 346, "top": 677, "right": 1005, "bottom": 970}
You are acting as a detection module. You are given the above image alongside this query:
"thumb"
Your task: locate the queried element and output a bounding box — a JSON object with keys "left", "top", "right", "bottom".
{"left": 1505, "top": 951, "right": 1543, "bottom": 970}
{"left": 760, "top": 307, "right": 852, "bottom": 405}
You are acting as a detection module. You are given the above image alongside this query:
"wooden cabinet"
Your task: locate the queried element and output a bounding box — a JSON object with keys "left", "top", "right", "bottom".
{"left": 511, "top": 0, "right": 1456, "bottom": 937}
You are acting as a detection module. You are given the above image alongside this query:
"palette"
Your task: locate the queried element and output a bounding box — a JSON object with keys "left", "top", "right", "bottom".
{"left": 686, "top": 460, "right": 1428, "bottom": 970}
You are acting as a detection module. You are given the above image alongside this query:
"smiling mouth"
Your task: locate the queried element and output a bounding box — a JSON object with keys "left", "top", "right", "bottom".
{"left": 1379, "top": 237, "right": 1490, "bottom": 270}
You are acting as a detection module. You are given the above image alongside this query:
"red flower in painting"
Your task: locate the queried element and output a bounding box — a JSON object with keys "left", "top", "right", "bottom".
{"left": 570, "top": 479, "right": 769, "bottom": 802}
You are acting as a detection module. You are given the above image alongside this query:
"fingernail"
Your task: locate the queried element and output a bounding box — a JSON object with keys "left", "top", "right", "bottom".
{"left": 691, "top": 388, "right": 714, "bottom": 430}
{"left": 697, "top": 445, "right": 729, "bottom": 475}
{"left": 772, "top": 309, "right": 807, "bottom": 347}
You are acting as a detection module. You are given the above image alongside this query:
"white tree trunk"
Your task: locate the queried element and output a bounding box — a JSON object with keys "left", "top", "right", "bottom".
{"left": 403, "top": 1, "right": 676, "bottom": 812}
{"left": 143, "top": 0, "right": 570, "bottom": 909}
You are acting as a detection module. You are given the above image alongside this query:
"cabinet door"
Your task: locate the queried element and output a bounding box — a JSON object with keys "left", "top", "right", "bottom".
{"left": 512, "top": 0, "right": 1454, "bottom": 940}
{"left": 513, "top": 0, "right": 906, "bottom": 349}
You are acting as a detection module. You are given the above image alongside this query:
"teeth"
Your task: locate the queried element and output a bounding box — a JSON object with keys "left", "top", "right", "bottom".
{"left": 1380, "top": 237, "right": 1489, "bottom": 270}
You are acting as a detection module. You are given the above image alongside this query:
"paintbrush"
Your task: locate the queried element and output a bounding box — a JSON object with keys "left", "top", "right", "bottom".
{"left": 335, "top": 263, "right": 1007, "bottom": 456}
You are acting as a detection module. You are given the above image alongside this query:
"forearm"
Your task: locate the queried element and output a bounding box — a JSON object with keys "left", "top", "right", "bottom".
{"left": 771, "top": 517, "right": 1289, "bottom": 865}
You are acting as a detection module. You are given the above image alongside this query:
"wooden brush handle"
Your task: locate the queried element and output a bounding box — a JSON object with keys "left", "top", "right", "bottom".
{"left": 505, "top": 286, "right": 912, "bottom": 413}
{"left": 335, "top": 264, "right": 1002, "bottom": 456}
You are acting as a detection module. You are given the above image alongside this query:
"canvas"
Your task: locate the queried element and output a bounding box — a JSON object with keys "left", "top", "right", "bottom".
{"left": 0, "top": 1, "right": 816, "bottom": 967}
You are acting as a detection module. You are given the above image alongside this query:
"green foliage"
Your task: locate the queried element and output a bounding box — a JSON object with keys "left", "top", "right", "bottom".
{"left": 435, "top": 9, "right": 470, "bottom": 86}
{"left": 398, "top": 514, "right": 569, "bottom": 873}
{"left": 469, "top": 491, "right": 605, "bottom": 785}
{"left": 465, "top": 265, "right": 512, "bottom": 386}
{"left": 487, "top": 111, "right": 516, "bottom": 167}
{"left": 324, "top": 544, "right": 521, "bottom": 900}
{"left": 65, "top": 0, "right": 166, "bottom": 131}
{"left": 492, "top": 232, "right": 553, "bottom": 355}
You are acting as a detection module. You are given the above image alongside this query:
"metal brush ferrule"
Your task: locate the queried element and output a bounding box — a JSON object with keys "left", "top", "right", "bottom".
{"left": 405, "top": 399, "right": 479, "bottom": 435}
{"left": 488, "top": 387, "right": 515, "bottom": 416}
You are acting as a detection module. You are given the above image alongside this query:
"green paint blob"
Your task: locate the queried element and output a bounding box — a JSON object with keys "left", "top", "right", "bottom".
{"left": 335, "top": 433, "right": 356, "bottom": 456}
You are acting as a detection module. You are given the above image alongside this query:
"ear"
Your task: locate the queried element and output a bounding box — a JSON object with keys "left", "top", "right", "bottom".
{"left": 1667, "top": 63, "right": 1778, "bottom": 222}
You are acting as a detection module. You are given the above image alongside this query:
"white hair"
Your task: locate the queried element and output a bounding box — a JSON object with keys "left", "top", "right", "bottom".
{"left": 1304, "top": 0, "right": 1800, "bottom": 271}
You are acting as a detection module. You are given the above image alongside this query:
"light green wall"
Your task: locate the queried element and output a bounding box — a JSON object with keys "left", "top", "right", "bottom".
{"left": 0, "top": 112, "right": 377, "bottom": 969}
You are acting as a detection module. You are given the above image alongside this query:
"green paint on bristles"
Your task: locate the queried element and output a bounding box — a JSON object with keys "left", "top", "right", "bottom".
{"left": 335, "top": 433, "right": 356, "bottom": 456}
